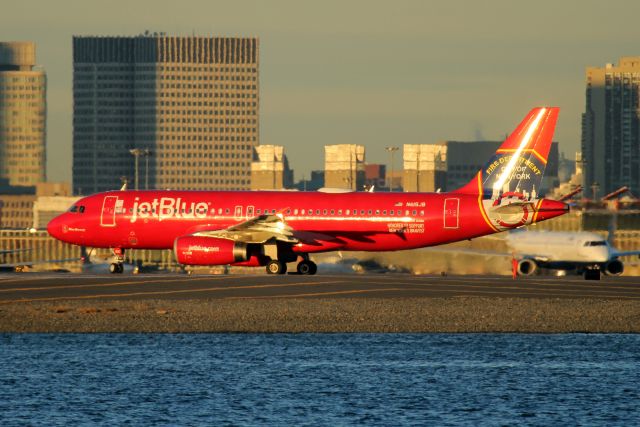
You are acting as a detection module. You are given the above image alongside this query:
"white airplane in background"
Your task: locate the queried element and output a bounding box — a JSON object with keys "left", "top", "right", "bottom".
{"left": 440, "top": 229, "right": 640, "bottom": 280}
{"left": 504, "top": 230, "right": 640, "bottom": 280}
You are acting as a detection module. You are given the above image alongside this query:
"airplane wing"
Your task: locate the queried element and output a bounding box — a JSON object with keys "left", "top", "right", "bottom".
{"left": 192, "top": 214, "right": 298, "bottom": 244}
{"left": 0, "top": 257, "right": 82, "bottom": 270}
{"left": 421, "top": 246, "right": 550, "bottom": 262}
{"left": 612, "top": 250, "right": 640, "bottom": 258}
{"left": 0, "top": 248, "right": 32, "bottom": 256}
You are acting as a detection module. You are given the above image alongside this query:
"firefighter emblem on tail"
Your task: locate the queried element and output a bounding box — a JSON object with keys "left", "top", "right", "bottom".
{"left": 455, "top": 107, "right": 559, "bottom": 231}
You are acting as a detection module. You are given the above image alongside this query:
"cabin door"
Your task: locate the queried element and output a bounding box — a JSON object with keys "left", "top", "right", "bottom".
{"left": 101, "top": 196, "right": 118, "bottom": 227}
{"left": 443, "top": 198, "right": 460, "bottom": 229}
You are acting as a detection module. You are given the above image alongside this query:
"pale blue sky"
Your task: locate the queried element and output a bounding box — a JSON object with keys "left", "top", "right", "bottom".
{"left": 3, "top": 0, "right": 640, "bottom": 183}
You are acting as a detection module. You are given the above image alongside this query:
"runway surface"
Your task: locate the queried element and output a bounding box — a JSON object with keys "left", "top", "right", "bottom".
{"left": 1, "top": 272, "right": 639, "bottom": 304}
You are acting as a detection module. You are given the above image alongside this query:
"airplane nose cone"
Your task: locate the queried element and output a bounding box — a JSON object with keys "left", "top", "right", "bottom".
{"left": 47, "top": 215, "right": 64, "bottom": 240}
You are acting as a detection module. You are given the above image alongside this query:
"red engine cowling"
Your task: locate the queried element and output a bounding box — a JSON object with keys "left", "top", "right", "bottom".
{"left": 174, "top": 236, "right": 248, "bottom": 265}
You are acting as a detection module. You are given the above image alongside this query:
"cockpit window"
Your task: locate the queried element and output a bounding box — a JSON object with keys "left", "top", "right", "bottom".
{"left": 584, "top": 241, "right": 607, "bottom": 246}
{"left": 69, "top": 205, "right": 78, "bottom": 213}
{"left": 79, "top": 206, "right": 85, "bottom": 213}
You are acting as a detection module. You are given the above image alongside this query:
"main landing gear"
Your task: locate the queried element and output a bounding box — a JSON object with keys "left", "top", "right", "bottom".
{"left": 109, "top": 247, "right": 125, "bottom": 274}
{"left": 265, "top": 258, "right": 318, "bottom": 275}
{"left": 296, "top": 260, "right": 317, "bottom": 275}
{"left": 266, "top": 260, "right": 287, "bottom": 275}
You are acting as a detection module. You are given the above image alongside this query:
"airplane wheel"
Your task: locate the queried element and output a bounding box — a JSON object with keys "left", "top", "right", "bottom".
{"left": 109, "top": 263, "right": 119, "bottom": 274}
{"left": 297, "top": 260, "right": 317, "bottom": 275}
{"left": 584, "top": 269, "right": 600, "bottom": 280}
{"left": 266, "top": 260, "right": 286, "bottom": 275}
{"left": 309, "top": 261, "right": 317, "bottom": 275}
{"left": 297, "top": 260, "right": 311, "bottom": 275}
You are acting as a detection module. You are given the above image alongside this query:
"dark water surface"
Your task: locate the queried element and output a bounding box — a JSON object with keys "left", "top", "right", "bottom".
{"left": 1, "top": 334, "right": 639, "bottom": 425}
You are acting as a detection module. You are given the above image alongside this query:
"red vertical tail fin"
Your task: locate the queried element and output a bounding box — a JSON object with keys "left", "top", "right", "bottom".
{"left": 455, "top": 107, "right": 559, "bottom": 200}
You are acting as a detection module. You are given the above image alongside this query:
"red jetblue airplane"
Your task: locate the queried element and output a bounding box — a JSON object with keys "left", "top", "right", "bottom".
{"left": 48, "top": 107, "right": 568, "bottom": 274}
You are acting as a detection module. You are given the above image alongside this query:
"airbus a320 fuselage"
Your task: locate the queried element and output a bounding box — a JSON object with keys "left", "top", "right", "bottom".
{"left": 48, "top": 107, "right": 568, "bottom": 274}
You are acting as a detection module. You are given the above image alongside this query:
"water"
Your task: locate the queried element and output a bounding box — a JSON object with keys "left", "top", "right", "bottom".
{"left": 1, "top": 334, "right": 639, "bottom": 426}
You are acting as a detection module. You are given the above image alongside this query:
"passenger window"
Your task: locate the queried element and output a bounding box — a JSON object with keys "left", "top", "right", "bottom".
{"left": 301, "top": 209, "right": 305, "bottom": 215}
{"left": 383, "top": 210, "right": 387, "bottom": 215}
{"left": 294, "top": 209, "right": 299, "bottom": 215}
{"left": 375, "top": 210, "right": 380, "bottom": 215}
{"left": 338, "top": 210, "right": 342, "bottom": 215}
{"left": 390, "top": 210, "right": 394, "bottom": 215}
{"left": 368, "top": 210, "right": 372, "bottom": 215}
{"left": 286, "top": 209, "right": 291, "bottom": 215}
{"left": 316, "top": 209, "right": 320, "bottom": 215}
{"left": 420, "top": 210, "right": 424, "bottom": 216}
{"left": 323, "top": 209, "right": 327, "bottom": 215}
{"left": 330, "top": 210, "right": 335, "bottom": 215}
{"left": 225, "top": 208, "right": 230, "bottom": 214}
{"left": 412, "top": 210, "right": 417, "bottom": 215}
{"left": 360, "top": 210, "right": 365, "bottom": 215}
{"left": 346, "top": 209, "right": 350, "bottom": 215}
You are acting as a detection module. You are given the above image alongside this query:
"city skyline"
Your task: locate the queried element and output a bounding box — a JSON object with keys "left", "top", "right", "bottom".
{"left": 3, "top": 0, "right": 640, "bottom": 184}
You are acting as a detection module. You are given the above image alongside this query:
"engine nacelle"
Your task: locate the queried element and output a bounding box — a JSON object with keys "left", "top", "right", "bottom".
{"left": 174, "top": 236, "right": 248, "bottom": 265}
{"left": 517, "top": 259, "right": 538, "bottom": 276}
{"left": 604, "top": 259, "right": 624, "bottom": 276}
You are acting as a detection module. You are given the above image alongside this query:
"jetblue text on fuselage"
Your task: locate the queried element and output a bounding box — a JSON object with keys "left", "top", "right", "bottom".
{"left": 131, "top": 197, "right": 209, "bottom": 223}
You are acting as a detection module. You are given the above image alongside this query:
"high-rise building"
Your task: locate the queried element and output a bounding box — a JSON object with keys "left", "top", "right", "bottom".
{"left": 324, "top": 144, "right": 365, "bottom": 190}
{"left": 582, "top": 57, "right": 640, "bottom": 197}
{"left": 250, "top": 145, "right": 293, "bottom": 190}
{"left": 73, "top": 35, "right": 259, "bottom": 194}
{"left": 0, "top": 42, "right": 46, "bottom": 187}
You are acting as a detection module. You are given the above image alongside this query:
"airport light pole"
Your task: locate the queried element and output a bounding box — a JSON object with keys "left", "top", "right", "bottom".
{"left": 591, "top": 182, "right": 600, "bottom": 201}
{"left": 129, "top": 148, "right": 143, "bottom": 191}
{"left": 385, "top": 146, "right": 399, "bottom": 192}
{"left": 143, "top": 149, "right": 152, "bottom": 190}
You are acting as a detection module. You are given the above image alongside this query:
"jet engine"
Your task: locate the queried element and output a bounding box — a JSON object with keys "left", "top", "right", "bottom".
{"left": 517, "top": 259, "right": 538, "bottom": 276}
{"left": 603, "top": 259, "right": 624, "bottom": 276}
{"left": 174, "top": 236, "right": 248, "bottom": 265}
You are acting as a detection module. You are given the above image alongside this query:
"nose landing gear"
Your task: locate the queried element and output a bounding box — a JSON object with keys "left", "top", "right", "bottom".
{"left": 109, "top": 262, "right": 124, "bottom": 274}
{"left": 109, "top": 247, "right": 125, "bottom": 274}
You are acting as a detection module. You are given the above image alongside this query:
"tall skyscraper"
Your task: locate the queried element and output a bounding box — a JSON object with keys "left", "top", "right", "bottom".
{"left": 0, "top": 42, "right": 46, "bottom": 187}
{"left": 73, "top": 35, "right": 259, "bottom": 194}
{"left": 582, "top": 57, "right": 640, "bottom": 197}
